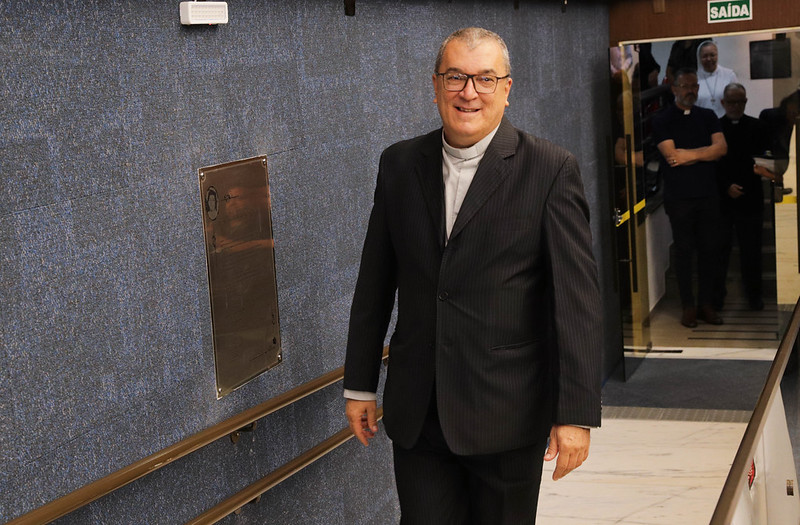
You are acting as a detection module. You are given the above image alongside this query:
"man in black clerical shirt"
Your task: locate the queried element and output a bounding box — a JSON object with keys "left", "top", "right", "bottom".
{"left": 715, "top": 83, "right": 775, "bottom": 311}
{"left": 652, "top": 68, "right": 728, "bottom": 328}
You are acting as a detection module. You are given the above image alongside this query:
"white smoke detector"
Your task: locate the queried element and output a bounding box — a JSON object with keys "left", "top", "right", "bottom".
{"left": 180, "top": 2, "right": 228, "bottom": 25}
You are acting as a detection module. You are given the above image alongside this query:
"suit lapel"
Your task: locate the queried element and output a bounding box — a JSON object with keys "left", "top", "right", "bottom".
{"left": 415, "top": 130, "right": 446, "bottom": 250}
{"left": 449, "top": 118, "right": 518, "bottom": 241}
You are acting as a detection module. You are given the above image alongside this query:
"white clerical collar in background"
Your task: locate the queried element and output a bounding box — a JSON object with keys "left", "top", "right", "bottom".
{"left": 442, "top": 124, "right": 501, "bottom": 161}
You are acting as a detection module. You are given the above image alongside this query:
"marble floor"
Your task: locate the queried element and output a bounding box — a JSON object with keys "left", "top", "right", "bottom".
{"left": 535, "top": 345, "right": 777, "bottom": 524}
{"left": 537, "top": 417, "right": 749, "bottom": 524}
{"left": 534, "top": 344, "right": 781, "bottom": 524}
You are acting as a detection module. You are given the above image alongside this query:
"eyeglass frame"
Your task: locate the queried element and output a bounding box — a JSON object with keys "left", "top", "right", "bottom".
{"left": 722, "top": 98, "right": 748, "bottom": 105}
{"left": 435, "top": 71, "right": 511, "bottom": 94}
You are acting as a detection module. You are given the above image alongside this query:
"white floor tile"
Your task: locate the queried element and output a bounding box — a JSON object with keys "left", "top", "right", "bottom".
{"left": 536, "top": 419, "right": 746, "bottom": 524}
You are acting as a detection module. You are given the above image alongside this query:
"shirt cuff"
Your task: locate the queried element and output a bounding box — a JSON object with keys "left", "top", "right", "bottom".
{"left": 343, "top": 389, "right": 377, "bottom": 401}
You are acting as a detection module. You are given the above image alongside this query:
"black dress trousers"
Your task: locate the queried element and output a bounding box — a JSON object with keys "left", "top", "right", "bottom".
{"left": 392, "top": 392, "right": 549, "bottom": 525}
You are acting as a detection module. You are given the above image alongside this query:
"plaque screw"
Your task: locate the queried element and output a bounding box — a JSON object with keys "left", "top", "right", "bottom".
{"left": 200, "top": 171, "right": 205, "bottom": 180}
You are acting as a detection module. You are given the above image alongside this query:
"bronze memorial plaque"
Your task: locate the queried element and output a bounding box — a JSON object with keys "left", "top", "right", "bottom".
{"left": 198, "top": 155, "right": 282, "bottom": 398}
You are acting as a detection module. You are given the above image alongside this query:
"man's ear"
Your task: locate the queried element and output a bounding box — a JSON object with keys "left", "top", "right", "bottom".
{"left": 504, "top": 78, "right": 512, "bottom": 107}
{"left": 432, "top": 74, "right": 438, "bottom": 103}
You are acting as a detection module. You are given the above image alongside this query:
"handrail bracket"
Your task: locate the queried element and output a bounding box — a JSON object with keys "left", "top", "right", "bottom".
{"left": 229, "top": 422, "right": 258, "bottom": 444}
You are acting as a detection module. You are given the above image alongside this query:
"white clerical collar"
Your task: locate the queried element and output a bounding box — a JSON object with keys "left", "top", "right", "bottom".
{"left": 442, "top": 124, "right": 501, "bottom": 161}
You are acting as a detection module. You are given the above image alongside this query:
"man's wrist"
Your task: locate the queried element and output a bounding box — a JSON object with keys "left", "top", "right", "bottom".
{"left": 344, "top": 389, "right": 377, "bottom": 401}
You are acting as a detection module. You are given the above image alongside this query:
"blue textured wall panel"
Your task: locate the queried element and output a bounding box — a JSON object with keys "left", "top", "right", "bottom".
{"left": 0, "top": 0, "right": 612, "bottom": 523}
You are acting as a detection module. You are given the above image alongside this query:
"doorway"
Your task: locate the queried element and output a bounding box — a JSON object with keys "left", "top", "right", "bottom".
{"left": 609, "top": 30, "right": 800, "bottom": 376}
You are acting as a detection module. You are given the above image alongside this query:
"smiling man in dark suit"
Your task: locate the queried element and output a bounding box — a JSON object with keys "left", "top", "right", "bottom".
{"left": 343, "top": 27, "right": 602, "bottom": 524}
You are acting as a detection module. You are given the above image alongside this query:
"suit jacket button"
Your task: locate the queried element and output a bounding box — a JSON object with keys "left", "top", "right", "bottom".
{"left": 438, "top": 291, "right": 449, "bottom": 301}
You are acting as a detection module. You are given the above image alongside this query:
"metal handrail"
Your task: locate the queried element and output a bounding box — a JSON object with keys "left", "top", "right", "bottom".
{"left": 710, "top": 300, "right": 800, "bottom": 524}
{"left": 7, "top": 347, "right": 388, "bottom": 525}
{"left": 186, "top": 407, "right": 384, "bottom": 524}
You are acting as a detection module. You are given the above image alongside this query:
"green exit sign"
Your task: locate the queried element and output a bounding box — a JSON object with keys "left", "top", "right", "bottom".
{"left": 708, "top": 0, "right": 753, "bottom": 23}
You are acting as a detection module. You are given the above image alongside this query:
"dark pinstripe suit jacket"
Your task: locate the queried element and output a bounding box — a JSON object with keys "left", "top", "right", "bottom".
{"left": 344, "top": 117, "right": 602, "bottom": 456}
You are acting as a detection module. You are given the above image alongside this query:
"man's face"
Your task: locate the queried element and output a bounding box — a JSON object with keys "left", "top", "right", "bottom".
{"left": 432, "top": 39, "right": 512, "bottom": 148}
{"left": 722, "top": 88, "right": 747, "bottom": 120}
{"left": 672, "top": 73, "right": 699, "bottom": 110}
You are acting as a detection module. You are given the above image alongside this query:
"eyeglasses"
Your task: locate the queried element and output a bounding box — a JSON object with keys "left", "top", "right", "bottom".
{"left": 436, "top": 72, "right": 510, "bottom": 94}
{"left": 676, "top": 83, "right": 700, "bottom": 90}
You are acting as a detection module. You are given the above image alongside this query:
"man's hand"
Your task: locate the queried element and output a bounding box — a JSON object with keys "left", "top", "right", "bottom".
{"left": 346, "top": 399, "right": 378, "bottom": 446}
{"left": 753, "top": 164, "right": 776, "bottom": 181}
{"left": 658, "top": 132, "right": 727, "bottom": 168}
{"left": 670, "top": 148, "right": 697, "bottom": 167}
{"left": 728, "top": 184, "right": 744, "bottom": 198}
{"left": 543, "top": 425, "right": 590, "bottom": 481}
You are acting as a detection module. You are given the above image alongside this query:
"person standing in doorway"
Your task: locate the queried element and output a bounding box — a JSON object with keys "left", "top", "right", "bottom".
{"left": 695, "top": 40, "right": 738, "bottom": 118}
{"left": 760, "top": 88, "right": 800, "bottom": 196}
{"left": 652, "top": 68, "right": 728, "bottom": 328}
{"left": 715, "top": 83, "right": 774, "bottom": 311}
{"left": 664, "top": 38, "right": 705, "bottom": 85}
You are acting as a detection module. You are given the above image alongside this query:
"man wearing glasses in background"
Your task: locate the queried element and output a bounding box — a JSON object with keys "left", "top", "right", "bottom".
{"left": 653, "top": 68, "right": 728, "bottom": 329}
{"left": 343, "top": 27, "right": 602, "bottom": 524}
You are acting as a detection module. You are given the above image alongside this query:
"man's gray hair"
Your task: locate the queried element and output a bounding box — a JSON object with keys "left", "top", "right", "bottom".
{"left": 723, "top": 82, "right": 746, "bottom": 98}
{"left": 435, "top": 27, "right": 511, "bottom": 75}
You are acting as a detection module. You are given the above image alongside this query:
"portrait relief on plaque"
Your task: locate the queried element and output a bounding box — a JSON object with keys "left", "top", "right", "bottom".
{"left": 198, "top": 155, "right": 282, "bottom": 398}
